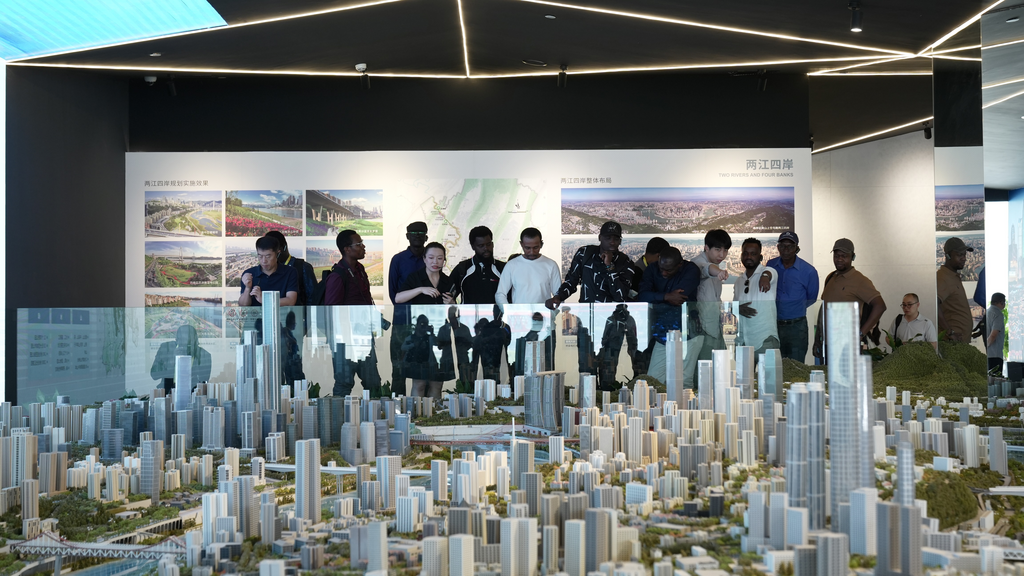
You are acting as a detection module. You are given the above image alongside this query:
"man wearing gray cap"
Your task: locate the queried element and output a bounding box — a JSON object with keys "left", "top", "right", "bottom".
{"left": 766, "top": 230, "right": 819, "bottom": 362}
{"left": 937, "top": 237, "right": 974, "bottom": 343}
{"left": 816, "top": 238, "right": 887, "bottom": 358}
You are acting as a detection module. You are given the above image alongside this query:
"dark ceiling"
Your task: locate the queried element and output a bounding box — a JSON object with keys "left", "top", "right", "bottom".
{"left": 9, "top": 0, "right": 1023, "bottom": 158}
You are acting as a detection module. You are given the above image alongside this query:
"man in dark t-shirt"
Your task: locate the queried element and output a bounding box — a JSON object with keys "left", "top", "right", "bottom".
{"left": 450, "top": 225, "right": 506, "bottom": 304}
{"left": 326, "top": 230, "right": 373, "bottom": 305}
{"left": 239, "top": 235, "right": 299, "bottom": 306}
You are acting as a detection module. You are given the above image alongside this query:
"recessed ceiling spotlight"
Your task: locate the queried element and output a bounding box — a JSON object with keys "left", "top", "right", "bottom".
{"left": 522, "top": 59, "right": 548, "bottom": 67}
{"left": 150, "top": 52, "right": 162, "bottom": 57}
{"left": 544, "top": 14, "right": 556, "bottom": 19}
{"left": 1008, "top": 16, "right": 1020, "bottom": 23}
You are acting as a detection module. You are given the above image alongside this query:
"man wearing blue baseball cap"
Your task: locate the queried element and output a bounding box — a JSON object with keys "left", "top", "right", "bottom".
{"left": 766, "top": 230, "right": 820, "bottom": 362}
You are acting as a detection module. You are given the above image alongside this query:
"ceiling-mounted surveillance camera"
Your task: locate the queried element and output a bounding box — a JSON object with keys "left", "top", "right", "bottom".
{"left": 355, "top": 63, "right": 367, "bottom": 73}
{"left": 144, "top": 76, "right": 157, "bottom": 85}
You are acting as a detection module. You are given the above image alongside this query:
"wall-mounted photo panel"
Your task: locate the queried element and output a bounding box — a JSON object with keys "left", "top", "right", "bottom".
{"left": 143, "top": 289, "right": 223, "bottom": 339}
{"left": 935, "top": 184, "right": 984, "bottom": 232}
{"left": 144, "top": 190, "right": 223, "bottom": 237}
{"left": 392, "top": 178, "right": 555, "bottom": 273}
{"left": 935, "top": 232, "right": 984, "bottom": 281}
{"left": 305, "top": 189, "right": 383, "bottom": 237}
{"left": 225, "top": 189, "right": 303, "bottom": 236}
{"left": 144, "top": 240, "right": 223, "bottom": 288}
{"left": 561, "top": 187, "right": 795, "bottom": 236}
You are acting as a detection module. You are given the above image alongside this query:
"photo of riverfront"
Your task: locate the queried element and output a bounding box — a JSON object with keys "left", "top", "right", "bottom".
{"left": 225, "top": 190, "right": 303, "bottom": 236}
{"left": 144, "top": 241, "right": 223, "bottom": 288}
{"left": 560, "top": 234, "right": 779, "bottom": 278}
{"left": 306, "top": 189, "right": 383, "bottom": 236}
{"left": 145, "top": 191, "right": 222, "bottom": 237}
{"left": 936, "top": 185, "right": 984, "bottom": 232}
{"left": 561, "top": 187, "right": 794, "bottom": 235}
{"left": 144, "top": 290, "right": 223, "bottom": 338}
{"left": 306, "top": 238, "right": 385, "bottom": 286}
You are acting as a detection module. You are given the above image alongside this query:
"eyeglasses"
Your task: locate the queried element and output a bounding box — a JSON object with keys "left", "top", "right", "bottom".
{"left": 347, "top": 242, "right": 365, "bottom": 249}
{"left": 900, "top": 301, "right": 918, "bottom": 308}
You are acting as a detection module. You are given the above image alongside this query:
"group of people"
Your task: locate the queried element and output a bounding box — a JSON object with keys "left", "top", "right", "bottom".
{"left": 230, "top": 219, "right": 1004, "bottom": 399}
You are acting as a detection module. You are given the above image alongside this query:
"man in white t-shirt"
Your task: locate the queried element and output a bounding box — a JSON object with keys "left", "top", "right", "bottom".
{"left": 886, "top": 293, "right": 938, "bottom": 351}
{"left": 732, "top": 238, "right": 779, "bottom": 356}
{"left": 495, "top": 227, "right": 562, "bottom": 305}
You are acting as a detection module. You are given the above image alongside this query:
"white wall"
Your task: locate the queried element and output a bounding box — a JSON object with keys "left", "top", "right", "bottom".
{"left": 811, "top": 132, "right": 937, "bottom": 331}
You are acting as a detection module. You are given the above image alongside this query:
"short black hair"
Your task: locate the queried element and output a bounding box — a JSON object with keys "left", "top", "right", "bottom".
{"left": 742, "top": 237, "right": 762, "bottom": 251}
{"left": 424, "top": 241, "right": 446, "bottom": 257}
{"left": 704, "top": 229, "right": 732, "bottom": 250}
{"left": 336, "top": 230, "right": 359, "bottom": 252}
{"left": 255, "top": 236, "right": 280, "bottom": 252}
{"left": 993, "top": 292, "right": 1006, "bottom": 305}
{"left": 469, "top": 226, "right": 493, "bottom": 246}
{"left": 659, "top": 246, "right": 682, "bottom": 264}
{"left": 646, "top": 237, "right": 670, "bottom": 255}
{"left": 521, "top": 227, "right": 542, "bottom": 242}
{"left": 265, "top": 230, "right": 287, "bottom": 247}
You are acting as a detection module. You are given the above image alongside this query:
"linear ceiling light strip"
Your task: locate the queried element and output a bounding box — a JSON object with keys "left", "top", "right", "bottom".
{"left": 10, "top": 55, "right": 890, "bottom": 79}
{"left": 5, "top": 61, "right": 469, "bottom": 78}
{"left": 930, "top": 44, "right": 982, "bottom": 54}
{"left": 8, "top": 0, "right": 406, "bottom": 63}
{"left": 456, "top": 0, "right": 471, "bottom": 77}
{"left": 983, "top": 87, "right": 1024, "bottom": 108}
{"left": 808, "top": 55, "right": 916, "bottom": 75}
{"left": 814, "top": 72, "right": 933, "bottom": 76}
{"left": 982, "top": 37, "right": 1024, "bottom": 50}
{"left": 812, "top": 116, "right": 934, "bottom": 154}
{"left": 983, "top": 76, "right": 1024, "bottom": 90}
{"left": 918, "top": 0, "right": 1006, "bottom": 54}
{"left": 512, "top": 0, "right": 911, "bottom": 56}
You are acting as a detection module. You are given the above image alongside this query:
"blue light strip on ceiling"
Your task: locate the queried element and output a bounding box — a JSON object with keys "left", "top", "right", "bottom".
{"left": 0, "top": 0, "right": 227, "bottom": 60}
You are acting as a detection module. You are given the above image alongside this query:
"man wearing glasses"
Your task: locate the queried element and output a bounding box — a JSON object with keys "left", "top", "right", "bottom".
{"left": 325, "top": 229, "right": 373, "bottom": 305}
{"left": 733, "top": 238, "right": 779, "bottom": 356}
{"left": 239, "top": 235, "right": 299, "bottom": 306}
{"left": 886, "top": 294, "right": 937, "bottom": 351}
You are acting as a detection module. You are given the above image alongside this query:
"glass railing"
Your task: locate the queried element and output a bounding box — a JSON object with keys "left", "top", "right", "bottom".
{"left": 15, "top": 299, "right": 810, "bottom": 407}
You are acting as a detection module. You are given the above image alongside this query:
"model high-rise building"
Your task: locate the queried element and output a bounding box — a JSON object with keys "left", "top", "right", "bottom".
{"left": 140, "top": 439, "right": 164, "bottom": 504}
{"left": 585, "top": 508, "right": 615, "bottom": 574}
{"left": 450, "top": 533, "right": 475, "bottom": 576}
{"left": 378, "top": 455, "right": 402, "bottom": 510}
{"left": 202, "top": 406, "right": 225, "bottom": 450}
{"left": 850, "top": 487, "right": 877, "bottom": 556}
{"left": 827, "top": 302, "right": 874, "bottom": 534}
{"left": 511, "top": 439, "right": 535, "bottom": 489}
{"left": 295, "top": 438, "right": 321, "bottom": 523}
{"left": 422, "top": 536, "right": 448, "bottom": 576}
{"left": 895, "top": 440, "right": 916, "bottom": 508}
{"left": 524, "top": 371, "right": 565, "bottom": 431}
{"left": 989, "top": 426, "right": 1008, "bottom": 475}
{"left": 564, "top": 518, "right": 586, "bottom": 576}
{"left": 816, "top": 532, "right": 849, "bottom": 576}
{"left": 807, "top": 381, "right": 826, "bottom": 530}
{"left": 367, "top": 521, "right": 388, "bottom": 572}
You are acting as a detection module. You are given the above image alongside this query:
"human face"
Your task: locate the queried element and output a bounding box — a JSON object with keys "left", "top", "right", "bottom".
{"left": 407, "top": 231, "right": 427, "bottom": 249}
{"left": 740, "top": 243, "right": 762, "bottom": 271}
{"left": 900, "top": 297, "right": 919, "bottom": 316}
{"left": 705, "top": 245, "right": 728, "bottom": 265}
{"left": 344, "top": 234, "right": 366, "bottom": 260}
{"left": 599, "top": 233, "right": 621, "bottom": 253}
{"left": 424, "top": 247, "right": 446, "bottom": 272}
{"left": 520, "top": 236, "right": 543, "bottom": 260}
{"left": 832, "top": 250, "right": 852, "bottom": 272}
{"left": 659, "top": 257, "right": 682, "bottom": 279}
{"left": 777, "top": 239, "right": 798, "bottom": 261}
{"left": 946, "top": 249, "right": 967, "bottom": 271}
{"left": 257, "top": 248, "right": 279, "bottom": 270}
{"left": 472, "top": 235, "right": 494, "bottom": 261}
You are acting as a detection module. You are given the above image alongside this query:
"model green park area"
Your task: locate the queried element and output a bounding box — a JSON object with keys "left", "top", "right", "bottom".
{"left": 781, "top": 341, "right": 988, "bottom": 399}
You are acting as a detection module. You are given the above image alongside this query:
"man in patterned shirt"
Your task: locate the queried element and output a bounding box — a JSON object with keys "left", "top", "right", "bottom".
{"left": 546, "top": 221, "right": 635, "bottom": 308}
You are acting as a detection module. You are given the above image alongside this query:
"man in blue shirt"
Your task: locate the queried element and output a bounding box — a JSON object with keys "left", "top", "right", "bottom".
{"left": 239, "top": 235, "right": 299, "bottom": 306}
{"left": 765, "top": 231, "right": 819, "bottom": 362}
{"left": 265, "top": 231, "right": 316, "bottom": 305}
{"left": 387, "top": 221, "right": 429, "bottom": 396}
{"left": 637, "top": 247, "right": 700, "bottom": 387}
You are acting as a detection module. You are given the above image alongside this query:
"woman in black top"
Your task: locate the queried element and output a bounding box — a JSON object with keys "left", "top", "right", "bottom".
{"left": 396, "top": 242, "right": 456, "bottom": 305}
